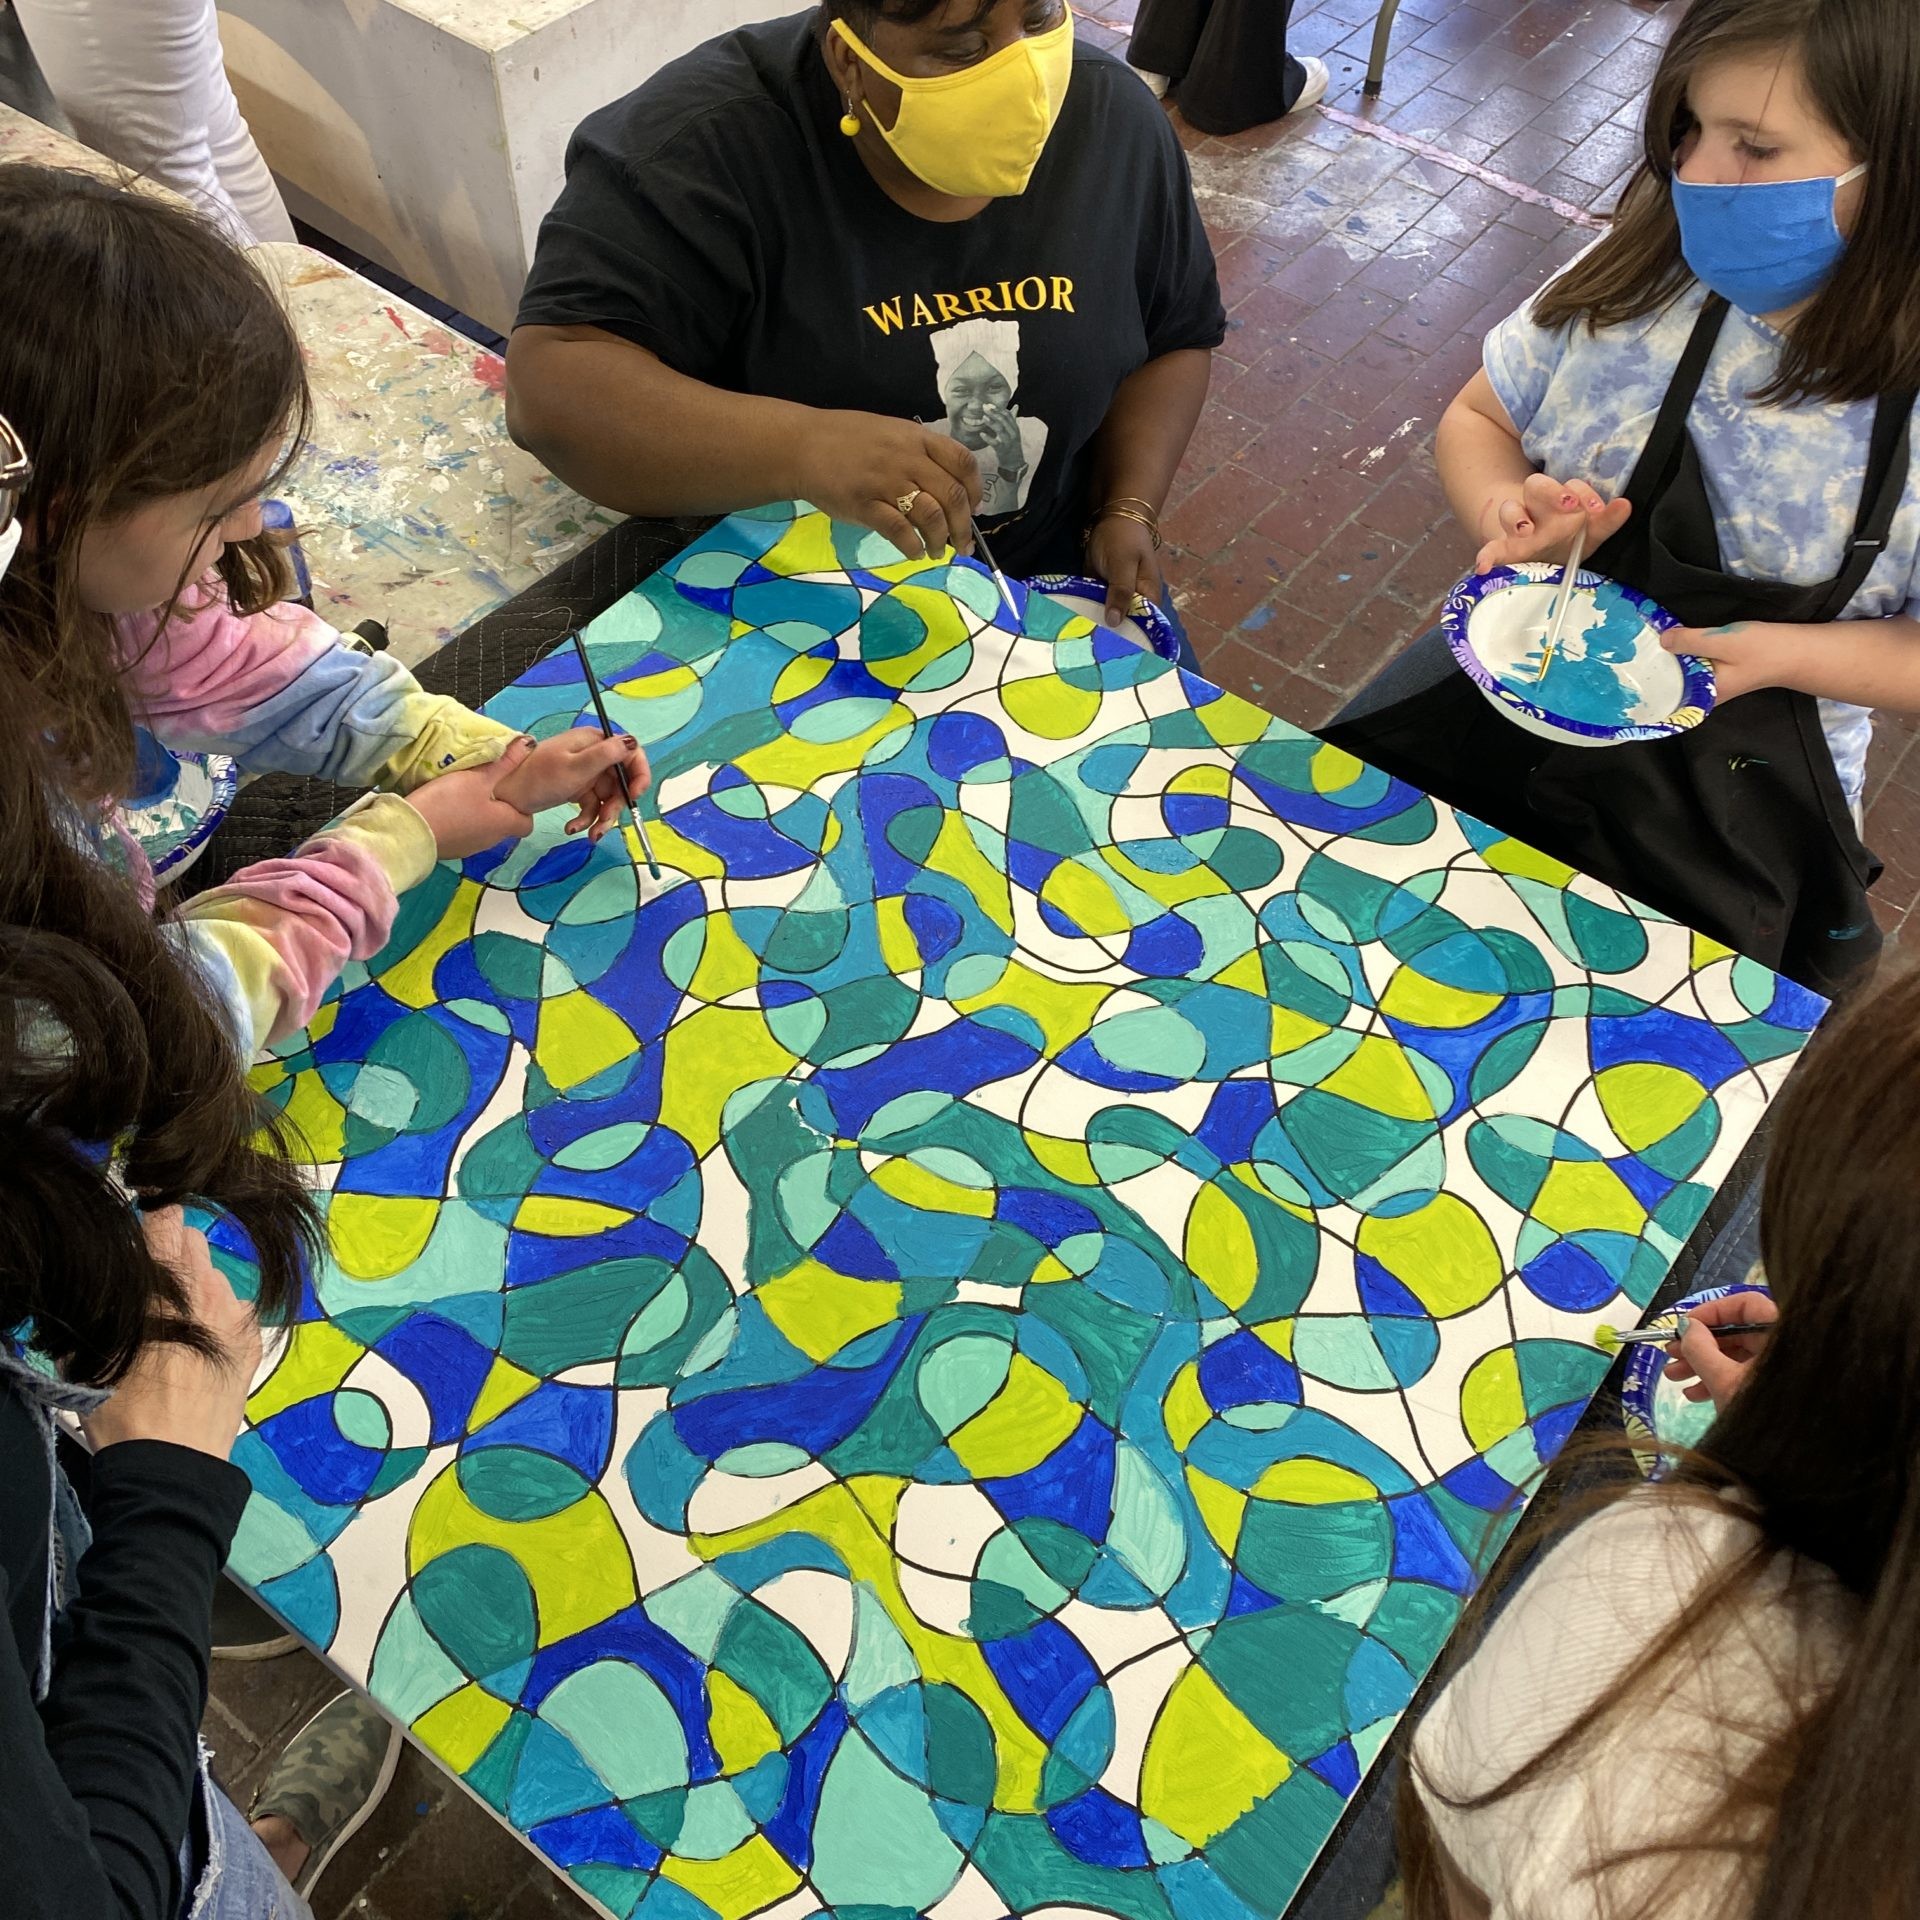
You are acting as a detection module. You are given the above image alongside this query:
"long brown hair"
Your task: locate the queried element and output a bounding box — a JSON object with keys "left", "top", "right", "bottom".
{"left": 1535, "top": 0, "right": 1920, "bottom": 406}
{"left": 0, "top": 165, "right": 310, "bottom": 800}
{"left": 1401, "top": 963, "right": 1920, "bottom": 1917}
{"left": 0, "top": 711, "right": 319, "bottom": 1385}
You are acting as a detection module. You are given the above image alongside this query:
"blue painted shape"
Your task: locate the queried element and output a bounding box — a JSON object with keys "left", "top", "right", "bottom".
{"left": 764, "top": 1699, "right": 847, "bottom": 1869}
{"left": 672, "top": 1320, "right": 921, "bottom": 1458}
{"left": 468, "top": 1379, "right": 616, "bottom": 1480}
{"left": 374, "top": 1313, "right": 495, "bottom": 1445}
{"left": 980, "top": 1618, "right": 1098, "bottom": 1742}
{"left": 1198, "top": 1330, "right": 1302, "bottom": 1412}
{"left": 1387, "top": 1493, "right": 1477, "bottom": 1594}
{"left": 1047, "top": 1786, "right": 1152, "bottom": 1868}
{"left": 507, "top": 1719, "right": 614, "bottom": 1829}
{"left": 1306, "top": 1740, "right": 1361, "bottom": 1799}
{"left": 531, "top": 1804, "right": 663, "bottom": 1871}
{"left": 996, "top": 1186, "right": 1100, "bottom": 1245}
{"left": 985, "top": 1414, "right": 1116, "bottom": 1539}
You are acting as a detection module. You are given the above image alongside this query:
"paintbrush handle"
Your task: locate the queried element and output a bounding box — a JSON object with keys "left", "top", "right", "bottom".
{"left": 570, "top": 629, "right": 662, "bottom": 879}
{"left": 1610, "top": 1321, "right": 1776, "bottom": 1347}
{"left": 1534, "top": 521, "right": 1591, "bottom": 682}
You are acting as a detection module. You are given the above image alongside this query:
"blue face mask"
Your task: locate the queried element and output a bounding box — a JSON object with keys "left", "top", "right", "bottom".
{"left": 1672, "top": 164, "right": 1866, "bottom": 315}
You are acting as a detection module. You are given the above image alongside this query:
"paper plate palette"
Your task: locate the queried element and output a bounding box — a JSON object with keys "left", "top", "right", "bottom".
{"left": 1619, "top": 1280, "right": 1772, "bottom": 1475}
{"left": 1029, "top": 573, "right": 1185, "bottom": 664}
{"left": 1444, "top": 564, "right": 1715, "bottom": 747}
{"left": 124, "top": 727, "right": 239, "bottom": 881}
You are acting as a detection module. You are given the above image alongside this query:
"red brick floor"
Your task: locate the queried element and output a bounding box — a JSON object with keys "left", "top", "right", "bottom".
{"left": 205, "top": 5, "right": 1914, "bottom": 1917}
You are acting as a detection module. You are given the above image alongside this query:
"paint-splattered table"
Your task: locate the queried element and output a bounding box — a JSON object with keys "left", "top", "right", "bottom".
{"left": 256, "top": 244, "right": 621, "bottom": 667}
{"left": 226, "top": 506, "right": 1820, "bottom": 1920}
{"left": 0, "top": 105, "right": 618, "bottom": 666}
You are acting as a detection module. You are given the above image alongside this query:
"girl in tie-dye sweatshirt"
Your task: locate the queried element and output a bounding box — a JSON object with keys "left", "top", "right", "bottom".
{"left": 0, "top": 165, "right": 648, "bottom": 1058}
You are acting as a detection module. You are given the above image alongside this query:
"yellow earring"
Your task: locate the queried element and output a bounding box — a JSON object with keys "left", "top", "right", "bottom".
{"left": 840, "top": 100, "right": 862, "bottom": 137}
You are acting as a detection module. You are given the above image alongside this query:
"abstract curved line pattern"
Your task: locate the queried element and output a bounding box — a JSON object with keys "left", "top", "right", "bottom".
{"left": 225, "top": 505, "right": 1819, "bottom": 1920}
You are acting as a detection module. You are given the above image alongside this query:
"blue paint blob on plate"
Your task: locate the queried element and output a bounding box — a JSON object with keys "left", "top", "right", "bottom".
{"left": 1444, "top": 565, "right": 1717, "bottom": 748}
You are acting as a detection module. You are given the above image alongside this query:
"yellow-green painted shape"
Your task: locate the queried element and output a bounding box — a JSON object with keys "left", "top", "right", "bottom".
{"left": 657, "top": 1009, "right": 800, "bottom": 1158}
{"left": 1140, "top": 1664, "right": 1290, "bottom": 1845}
{"left": 949, "top": 1354, "right": 1081, "bottom": 1477}
{"left": 758, "top": 1261, "right": 903, "bottom": 1363}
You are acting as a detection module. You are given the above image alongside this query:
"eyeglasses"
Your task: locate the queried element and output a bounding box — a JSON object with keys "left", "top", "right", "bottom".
{"left": 0, "top": 411, "right": 31, "bottom": 537}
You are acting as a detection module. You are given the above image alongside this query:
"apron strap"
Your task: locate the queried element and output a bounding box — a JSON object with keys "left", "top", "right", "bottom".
{"left": 1816, "top": 388, "right": 1918, "bottom": 622}
{"left": 1617, "top": 295, "right": 1731, "bottom": 511}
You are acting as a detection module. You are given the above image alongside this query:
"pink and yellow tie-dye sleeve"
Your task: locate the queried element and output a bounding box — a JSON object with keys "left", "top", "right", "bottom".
{"left": 171, "top": 792, "right": 438, "bottom": 1053}
{"left": 120, "top": 584, "right": 516, "bottom": 790}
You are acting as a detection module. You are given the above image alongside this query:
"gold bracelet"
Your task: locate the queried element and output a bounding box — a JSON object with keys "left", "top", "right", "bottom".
{"left": 1104, "top": 495, "right": 1160, "bottom": 518}
{"left": 1089, "top": 502, "right": 1163, "bottom": 550}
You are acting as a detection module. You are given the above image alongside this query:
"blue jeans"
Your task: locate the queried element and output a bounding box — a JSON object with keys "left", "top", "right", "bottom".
{"left": 183, "top": 1764, "right": 312, "bottom": 1920}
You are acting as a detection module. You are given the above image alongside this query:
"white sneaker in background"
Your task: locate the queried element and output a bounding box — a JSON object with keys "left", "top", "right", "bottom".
{"left": 1130, "top": 65, "right": 1172, "bottom": 99}
{"left": 1289, "top": 56, "right": 1332, "bottom": 115}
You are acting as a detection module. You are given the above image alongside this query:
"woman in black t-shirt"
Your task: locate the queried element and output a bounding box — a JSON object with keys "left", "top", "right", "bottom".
{"left": 508, "top": 0, "right": 1227, "bottom": 626}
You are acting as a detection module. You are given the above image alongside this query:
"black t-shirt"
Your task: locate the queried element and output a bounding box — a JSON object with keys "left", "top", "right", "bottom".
{"left": 0, "top": 1388, "right": 252, "bottom": 1919}
{"left": 517, "top": 9, "right": 1227, "bottom": 575}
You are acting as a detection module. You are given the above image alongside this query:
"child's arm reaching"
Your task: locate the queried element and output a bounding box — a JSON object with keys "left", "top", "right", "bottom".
{"left": 123, "top": 585, "right": 647, "bottom": 838}
{"left": 167, "top": 746, "right": 542, "bottom": 1055}
{"left": 1437, "top": 371, "right": 1631, "bottom": 574}
{"left": 121, "top": 586, "right": 521, "bottom": 789}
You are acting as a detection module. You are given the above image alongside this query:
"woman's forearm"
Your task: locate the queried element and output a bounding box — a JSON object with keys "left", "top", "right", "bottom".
{"left": 506, "top": 324, "right": 812, "bottom": 518}
{"left": 1090, "top": 348, "right": 1213, "bottom": 515}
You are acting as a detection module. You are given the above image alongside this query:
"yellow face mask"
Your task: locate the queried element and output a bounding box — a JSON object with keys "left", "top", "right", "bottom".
{"left": 834, "top": 13, "right": 1075, "bottom": 200}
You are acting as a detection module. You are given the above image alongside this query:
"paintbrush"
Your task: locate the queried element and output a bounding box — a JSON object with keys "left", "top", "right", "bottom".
{"left": 568, "top": 629, "right": 661, "bottom": 881}
{"left": 1534, "top": 518, "right": 1590, "bottom": 683}
{"left": 970, "top": 520, "right": 1021, "bottom": 627}
{"left": 1598, "top": 1319, "right": 1776, "bottom": 1351}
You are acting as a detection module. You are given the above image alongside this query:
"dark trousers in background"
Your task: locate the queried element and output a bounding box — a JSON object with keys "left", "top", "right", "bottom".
{"left": 1127, "top": 0, "right": 1304, "bottom": 135}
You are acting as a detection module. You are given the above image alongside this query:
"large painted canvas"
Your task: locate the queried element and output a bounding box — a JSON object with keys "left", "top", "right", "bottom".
{"left": 226, "top": 505, "right": 1820, "bottom": 1920}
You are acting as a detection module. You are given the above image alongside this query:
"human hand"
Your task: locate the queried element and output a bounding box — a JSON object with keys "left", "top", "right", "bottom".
{"left": 1662, "top": 1291, "right": 1779, "bottom": 1411}
{"left": 405, "top": 735, "right": 536, "bottom": 860}
{"left": 492, "top": 726, "right": 650, "bottom": 843}
{"left": 793, "top": 411, "right": 983, "bottom": 561}
{"left": 82, "top": 1209, "right": 262, "bottom": 1462}
{"left": 1086, "top": 511, "right": 1167, "bottom": 629}
{"left": 980, "top": 405, "right": 1027, "bottom": 488}
{"left": 1474, "top": 474, "right": 1632, "bottom": 574}
{"left": 1660, "top": 621, "right": 1790, "bottom": 704}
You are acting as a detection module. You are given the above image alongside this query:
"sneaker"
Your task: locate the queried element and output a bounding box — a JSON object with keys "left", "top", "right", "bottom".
{"left": 211, "top": 1578, "right": 299, "bottom": 1661}
{"left": 1130, "top": 65, "right": 1172, "bottom": 99}
{"left": 251, "top": 1692, "right": 403, "bottom": 1898}
{"left": 1290, "top": 55, "right": 1332, "bottom": 115}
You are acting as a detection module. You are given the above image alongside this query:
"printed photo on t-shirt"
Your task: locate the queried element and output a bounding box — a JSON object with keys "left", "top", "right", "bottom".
{"left": 931, "top": 318, "right": 1050, "bottom": 518}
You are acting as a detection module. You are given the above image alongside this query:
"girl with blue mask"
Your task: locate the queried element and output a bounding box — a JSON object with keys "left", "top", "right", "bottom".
{"left": 1321, "top": 0, "right": 1920, "bottom": 1003}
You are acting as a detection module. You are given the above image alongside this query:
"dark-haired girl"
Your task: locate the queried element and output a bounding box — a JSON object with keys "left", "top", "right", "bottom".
{"left": 509, "top": 0, "right": 1227, "bottom": 629}
{"left": 0, "top": 165, "right": 647, "bottom": 1058}
{"left": 0, "top": 424, "right": 390, "bottom": 1914}
{"left": 1325, "top": 0, "right": 1920, "bottom": 998}
{"left": 1400, "top": 959, "right": 1920, "bottom": 1918}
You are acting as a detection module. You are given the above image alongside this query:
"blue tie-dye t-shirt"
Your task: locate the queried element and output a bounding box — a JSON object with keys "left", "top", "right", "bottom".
{"left": 1484, "top": 277, "right": 1920, "bottom": 805}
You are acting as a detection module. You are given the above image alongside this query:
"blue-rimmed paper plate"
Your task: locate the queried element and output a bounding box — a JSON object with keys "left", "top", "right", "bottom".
{"left": 124, "top": 731, "right": 239, "bottom": 882}
{"left": 1619, "top": 1280, "right": 1772, "bottom": 1476}
{"left": 1029, "top": 573, "right": 1184, "bottom": 663}
{"left": 1444, "top": 564, "right": 1715, "bottom": 747}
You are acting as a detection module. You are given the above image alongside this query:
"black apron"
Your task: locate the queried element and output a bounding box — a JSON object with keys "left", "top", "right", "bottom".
{"left": 1321, "top": 296, "right": 1914, "bottom": 1000}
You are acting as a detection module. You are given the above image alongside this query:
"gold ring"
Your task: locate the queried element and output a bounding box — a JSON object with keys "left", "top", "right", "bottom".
{"left": 896, "top": 489, "right": 924, "bottom": 518}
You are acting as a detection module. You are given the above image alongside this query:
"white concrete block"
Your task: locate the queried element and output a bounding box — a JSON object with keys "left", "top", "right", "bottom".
{"left": 220, "top": 0, "right": 792, "bottom": 333}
